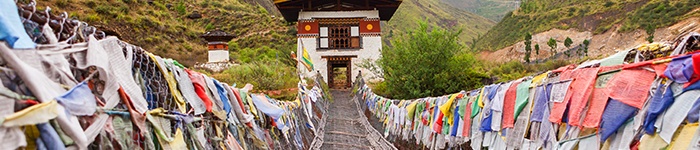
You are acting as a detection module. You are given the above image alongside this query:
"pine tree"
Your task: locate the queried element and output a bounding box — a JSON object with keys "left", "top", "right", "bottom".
{"left": 564, "top": 37, "right": 573, "bottom": 57}
{"left": 547, "top": 38, "right": 557, "bottom": 57}
{"left": 582, "top": 39, "right": 590, "bottom": 56}
{"left": 524, "top": 33, "right": 532, "bottom": 63}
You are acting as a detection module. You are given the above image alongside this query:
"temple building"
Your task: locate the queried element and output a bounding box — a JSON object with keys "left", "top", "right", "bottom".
{"left": 201, "top": 30, "right": 235, "bottom": 63}
{"left": 274, "top": 0, "right": 402, "bottom": 88}
{"left": 195, "top": 30, "right": 236, "bottom": 73}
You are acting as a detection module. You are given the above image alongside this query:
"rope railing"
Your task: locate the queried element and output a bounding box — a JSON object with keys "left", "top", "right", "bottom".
{"left": 351, "top": 33, "right": 700, "bottom": 149}
{"left": 0, "top": 2, "right": 335, "bottom": 149}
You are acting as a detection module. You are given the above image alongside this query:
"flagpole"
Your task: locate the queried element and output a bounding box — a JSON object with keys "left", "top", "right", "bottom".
{"left": 297, "top": 40, "right": 303, "bottom": 76}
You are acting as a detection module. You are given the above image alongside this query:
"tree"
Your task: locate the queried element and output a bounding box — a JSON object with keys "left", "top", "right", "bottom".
{"left": 547, "top": 38, "right": 557, "bottom": 57}
{"left": 356, "top": 58, "right": 384, "bottom": 80}
{"left": 524, "top": 32, "right": 532, "bottom": 63}
{"left": 535, "top": 44, "right": 540, "bottom": 55}
{"left": 564, "top": 37, "right": 573, "bottom": 57}
{"left": 564, "top": 37, "right": 573, "bottom": 48}
{"left": 645, "top": 25, "right": 655, "bottom": 43}
{"left": 582, "top": 39, "right": 590, "bottom": 56}
{"left": 380, "top": 21, "right": 487, "bottom": 99}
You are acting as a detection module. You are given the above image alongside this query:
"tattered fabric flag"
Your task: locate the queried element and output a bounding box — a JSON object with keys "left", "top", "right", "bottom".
{"left": 55, "top": 81, "right": 97, "bottom": 116}
{"left": 604, "top": 68, "right": 656, "bottom": 109}
{"left": 659, "top": 90, "right": 700, "bottom": 143}
{"left": 502, "top": 79, "right": 522, "bottom": 128}
{"left": 582, "top": 66, "right": 621, "bottom": 128}
{"left": 300, "top": 41, "right": 314, "bottom": 71}
{"left": 548, "top": 79, "right": 572, "bottom": 123}
{"left": 664, "top": 54, "right": 695, "bottom": 84}
{"left": 514, "top": 79, "right": 532, "bottom": 120}
{"left": 0, "top": 0, "right": 36, "bottom": 49}
{"left": 686, "top": 97, "right": 700, "bottom": 123}
{"left": 567, "top": 68, "right": 600, "bottom": 126}
{"left": 600, "top": 49, "right": 630, "bottom": 67}
{"left": 530, "top": 84, "right": 550, "bottom": 123}
{"left": 462, "top": 101, "right": 472, "bottom": 137}
{"left": 2, "top": 101, "right": 61, "bottom": 128}
{"left": 491, "top": 82, "right": 511, "bottom": 131}
{"left": 530, "top": 72, "right": 549, "bottom": 88}
{"left": 643, "top": 82, "right": 675, "bottom": 134}
{"left": 250, "top": 94, "right": 285, "bottom": 120}
{"left": 666, "top": 123, "right": 699, "bottom": 150}
{"left": 440, "top": 93, "right": 462, "bottom": 126}
{"left": 599, "top": 99, "right": 637, "bottom": 142}
{"left": 185, "top": 69, "right": 214, "bottom": 112}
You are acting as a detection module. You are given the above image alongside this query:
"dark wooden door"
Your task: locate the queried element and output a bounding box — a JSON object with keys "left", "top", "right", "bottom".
{"left": 323, "top": 56, "right": 357, "bottom": 89}
{"left": 346, "top": 60, "right": 352, "bottom": 88}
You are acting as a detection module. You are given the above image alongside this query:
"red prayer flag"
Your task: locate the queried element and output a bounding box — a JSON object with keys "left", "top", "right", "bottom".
{"left": 604, "top": 68, "right": 656, "bottom": 109}
{"left": 549, "top": 70, "right": 576, "bottom": 123}
{"left": 567, "top": 68, "right": 600, "bottom": 126}
{"left": 502, "top": 79, "right": 522, "bottom": 128}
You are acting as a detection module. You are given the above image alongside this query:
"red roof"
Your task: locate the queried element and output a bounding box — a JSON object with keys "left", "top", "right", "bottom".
{"left": 273, "top": 0, "right": 402, "bottom": 22}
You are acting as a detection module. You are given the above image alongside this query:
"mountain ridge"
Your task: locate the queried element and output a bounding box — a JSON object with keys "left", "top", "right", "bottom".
{"left": 383, "top": 0, "right": 496, "bottom": 47}
{"left": 440, "top": 0, "right": 520, "bottom": 21}
{"left": 473, "top": 0, "right": 700, "bottom": 52}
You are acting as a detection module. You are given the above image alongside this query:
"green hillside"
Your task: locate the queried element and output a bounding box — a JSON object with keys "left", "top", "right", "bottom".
{"left": 34, "top": 0, "right": 495, "bottom": 64}
{"left": 383, "top": 0, "right": 496, "bottom": 47}
{"left": 473, "top": 0, "right": 700, "bottom": 52}
{"left": 34, "top": 0, "right": 295, "bottom": 67}
{"left": 29, "top": 0, "right": 302, "bottom": 95}
{"left": 440, "top": 0, "right": 520, "bottom": 21}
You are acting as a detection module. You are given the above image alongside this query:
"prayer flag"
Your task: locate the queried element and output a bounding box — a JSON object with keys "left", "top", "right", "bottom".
{"left": 300, "top": 41, "right": 314, "bottom": 71}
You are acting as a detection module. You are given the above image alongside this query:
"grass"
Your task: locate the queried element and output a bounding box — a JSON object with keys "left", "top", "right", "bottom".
{"left": 30, "top": 0, "right": 301, "bottom": 93}
{"left": 212, "top": 61, "right": 298, "bottom": 91}
{"left": 619, "top": 0, "right": 700, "bottom": 33}
{"left": 485, "top": 59, "right": 570, "bottom": 82}
{"left": 175, "top": 2, "right": 187, "bottom": 15}
{"left": 441, "top": 0, "right": 520, "bottom": 22}
{"left": 383, "top": 0, "right": 496, "bottom": 48}
{"left": 473, "top": 0, "right": 700, "bottom": 52}
{"left": 34, "top": 0, "right": 294, "bottom": 67}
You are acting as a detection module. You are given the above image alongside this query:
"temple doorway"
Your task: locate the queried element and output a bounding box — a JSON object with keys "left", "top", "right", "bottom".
{"left": 325, "top": 56, "right": 355, "bottom": 89}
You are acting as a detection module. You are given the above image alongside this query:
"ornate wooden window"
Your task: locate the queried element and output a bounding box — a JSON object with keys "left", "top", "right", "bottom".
{"left": 319, "top": 25, "right": 361, "bottom": 49}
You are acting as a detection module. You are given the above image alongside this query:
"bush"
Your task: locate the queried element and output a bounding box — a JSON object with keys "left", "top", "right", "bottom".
{"left": 211, "top": 1, "right": 223, "bottom": 7}
{"left": 205, "top": 23, "right": 215, "bottom": 30}
{"left": 603, "top": 1, "right": 614, "bottom": 7}
{"left": 118, "top": 6, "right": 129, "bottom": 14}
{"left": 379, "top": 21, "right": 487, "bottom": 99}
{"left": 621, "top": 0, "right": 700, "bottom": 33}
{"left": 56, "top": 0, "right": 71, "bottom": 8}
{"left": 488, "top": 61, "right": 528, "bottom": 82}
{"left": 212, "top": 60, "right": 299, "bottom": 91}
{"left": 200, "top": 0, "right": 209, "bottom": 7}
{"left": 237, "top": 46, "right": 281, "bottom": 64}
{"left": 84, "top": 14, "right": 101, "bottom": 22}
{"left": 95, "top": 5, "right": 113, "bottom": 15}
{"left": 566, "top": 7, "right": 577, "bottom": 16}
{"left": 369, "top": 81, "right": 390, "bottom": 97}
{"left": 487, "top": 59, "right": 569, "bottom": 82}
{"left": 175, "top": 2, "right": 187, "bottom": 15}
{"left": 257, "top": 5, "right": 268, "bottom": 14}
{"left": 84, "top": 0, "right": 96, "bottom": 8}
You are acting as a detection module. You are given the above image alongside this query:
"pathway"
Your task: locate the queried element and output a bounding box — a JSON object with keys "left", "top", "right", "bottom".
{"left": 319, "top": 89, "right": 397, "bottom": 150}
